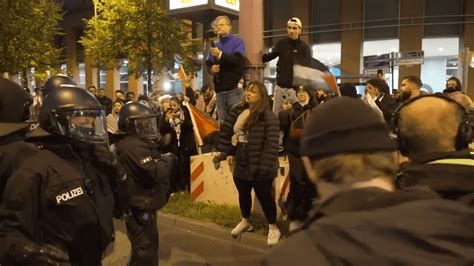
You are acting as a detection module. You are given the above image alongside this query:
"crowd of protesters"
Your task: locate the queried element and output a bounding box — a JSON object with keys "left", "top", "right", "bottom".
{"left": 1, "top": 14, "right": 474, "bottom": 266}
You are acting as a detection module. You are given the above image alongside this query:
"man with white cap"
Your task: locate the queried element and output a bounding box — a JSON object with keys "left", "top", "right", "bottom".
{"left": 262, "top": 17, "right": 312, "bottom": 116}
{"left": 262, "top": 17, "right": 312, "bottom": 153}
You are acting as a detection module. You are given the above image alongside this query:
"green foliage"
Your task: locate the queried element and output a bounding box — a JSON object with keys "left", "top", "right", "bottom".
{"left": 161, "top": 192, "right": 269, "bottom": 234}
{"left": 162, "top": 192, "right": 242, "bottom": 227}
{"left": 81, "top": 0, "right": 201, "bottom": 78}
{"left": 0, "top": 0, "right": 62, "bottom": 74}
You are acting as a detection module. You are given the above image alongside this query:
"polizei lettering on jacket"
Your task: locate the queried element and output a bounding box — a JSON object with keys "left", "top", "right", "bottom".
{"left": 56, "top": 187, "right": 84, "bottom": 204}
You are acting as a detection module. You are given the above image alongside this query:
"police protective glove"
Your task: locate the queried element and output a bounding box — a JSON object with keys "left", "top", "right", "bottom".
{"left": 90, "top": 144, "right": 132, "bottom": 219}
{"left": 91, "top": 144, "right": 127, "bottom": 185}
{"left": 7, "top": 242, "right": 70, "bottom": 266}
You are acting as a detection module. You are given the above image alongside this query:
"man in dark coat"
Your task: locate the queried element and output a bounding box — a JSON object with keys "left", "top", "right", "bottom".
{"left": 261, "top": 97, "right": 474, "bottom": 265}
{"left": 394, "top": 95, "right": 474, "bottom": 205}
{"left": 97, "top": 88, "right": 113, "bottom": 115}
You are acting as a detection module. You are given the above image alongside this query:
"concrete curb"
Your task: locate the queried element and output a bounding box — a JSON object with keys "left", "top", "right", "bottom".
{"left": 158, "top": 212, "right": 269, "bottom": 252}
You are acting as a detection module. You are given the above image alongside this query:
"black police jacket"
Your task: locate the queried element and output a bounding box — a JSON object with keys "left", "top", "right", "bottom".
{"left": 1, "top": 143, "right": 115, "bottom": 266}
{"left": 262, "top": 187, "right": 474, "bottom": 265}
{"left": 0, "top": 140, "right": 38, "bottom": 200}
{"left": 396, "top": 150, "right": 474, "bottom": 205}
{"left": 116, "top": 135, "right": 172, "bottom": 211}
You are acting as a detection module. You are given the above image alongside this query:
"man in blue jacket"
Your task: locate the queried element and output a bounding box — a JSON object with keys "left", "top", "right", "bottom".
{"left": 206, "top": 15, "right": 246, "bottom": 125}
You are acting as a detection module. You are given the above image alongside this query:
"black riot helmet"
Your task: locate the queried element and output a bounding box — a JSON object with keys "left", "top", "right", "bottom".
{"left": 0, "top": 77, "right": 33, "bottom": 136}
{"left": 118, "top": 102, "right": 160, "bottom": 139}
{"left": 43, "top": 75, "right": 77, "bottom": 97}
{"left": 39, "top": 86, "right": 108, "bottom": 143}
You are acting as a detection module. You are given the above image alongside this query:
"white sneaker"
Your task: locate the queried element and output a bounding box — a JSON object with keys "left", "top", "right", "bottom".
{"left": 289, "top": 220, "right": 304, "bottom": 232}
{"left": 231, "top": 220, "right": 254, "bottom": 238}
{"left": 267, "top": 228, "right": 281, "bottom": 246}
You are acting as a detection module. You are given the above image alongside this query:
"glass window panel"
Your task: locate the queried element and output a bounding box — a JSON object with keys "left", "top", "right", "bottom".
{"left": 421, "top": 38, "right": 459, "bottom": 93}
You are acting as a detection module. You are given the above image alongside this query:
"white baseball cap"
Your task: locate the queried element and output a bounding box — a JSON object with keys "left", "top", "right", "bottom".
{"left": 287, "top": 17, "right": 302, "bottom": 28}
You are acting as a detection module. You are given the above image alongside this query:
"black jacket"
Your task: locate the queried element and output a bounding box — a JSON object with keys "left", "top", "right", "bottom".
{"left": 262, "top": 187, "right": 474, "bottom": 265}
{"left": 1, "top": 142, "right": 116, "bottom": 266}
{"left": 396, "top": 150, "right": 474, "bottom": 205}
{"left": 115, "top": 136, "right": 171, "bottom": 211}
{"left": 159, "top": 106, "right": 197, "bottom": 156}
{"left": 218, "top": 104, "right": 279, "bottom": 179}
{"left": 97, "top": 96, "right": 113, "bottom": 115}
{"left": 262, "top": 37, "right": 311, "bottom": 88}
{"left": 375, "top": 93, "right": 397, "bottom": 126}
{"left": 0, "top": 140, "right": 38, "bottom": 200}
{"left": 279, "top": 101, "right": 312, "bottom": 156}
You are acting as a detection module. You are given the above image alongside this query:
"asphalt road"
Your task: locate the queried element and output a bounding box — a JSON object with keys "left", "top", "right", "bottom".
{"left": 103, "top": 213, "right": 268, "bottom": 266}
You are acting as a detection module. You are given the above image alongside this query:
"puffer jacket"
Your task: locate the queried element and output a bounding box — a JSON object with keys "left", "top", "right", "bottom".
{"left": 218, "top": 104, "right": 279, "bottom": 179}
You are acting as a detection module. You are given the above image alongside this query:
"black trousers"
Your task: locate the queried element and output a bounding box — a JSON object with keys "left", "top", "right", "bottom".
{"left": 126, "top": 210, "right": 159, "bottom": 266}
{"left": 233, "top": 177, "right": 277, "bottom": 224}
{"left": 233, "top": 142, "right": 277, "bottom": 224}
{"left": 286, "top": 153, "right": 318, "bottom": 221}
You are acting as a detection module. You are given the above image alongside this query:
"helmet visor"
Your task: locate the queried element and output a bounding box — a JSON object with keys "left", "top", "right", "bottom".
{"left": 133, "top": 116, "right": 159, "bottom": 139}
{"left": 61, "top": 109, "right": 108, "bottom": 143}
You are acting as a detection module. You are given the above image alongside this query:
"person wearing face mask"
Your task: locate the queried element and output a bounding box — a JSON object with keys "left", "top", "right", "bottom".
{"left": 278, "top": 87, "right": 318, "bottom": 231}
{"left": 443, "top": 76, "right": 462, "bottom": 94}
{"left": 397, "top": 76, "right": 422, "bottom": 104}
{"left": 217, "top": 81, "right": 280, "bottom": 246}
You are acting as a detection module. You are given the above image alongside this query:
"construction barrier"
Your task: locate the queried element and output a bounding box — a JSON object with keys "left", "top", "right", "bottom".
{"left": 190, "top": 152, "right": 290, "bottom": 218}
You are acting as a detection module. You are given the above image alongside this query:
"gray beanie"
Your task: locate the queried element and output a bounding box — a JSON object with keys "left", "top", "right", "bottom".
{"left": 300, "top": 97, "right": 396, "bottom": 159}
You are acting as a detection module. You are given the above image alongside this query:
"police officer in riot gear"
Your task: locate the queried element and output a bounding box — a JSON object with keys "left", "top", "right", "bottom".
{"left": 0, "top": 76, "right": 32, "bottom": 143}
{"left": 43, "top": 75, "right": 77, "bottom": 97}
{"left": 116, "top": 101, "right": 175, "bottom": 266}
{"left": 0, "top": 77, "right": 34, "bottom": 191}
{"left": 0, "top": 77, "right": 62, "bottom": 264}
{"left": 1, "top": 86, "right": 132, "bottom": 265}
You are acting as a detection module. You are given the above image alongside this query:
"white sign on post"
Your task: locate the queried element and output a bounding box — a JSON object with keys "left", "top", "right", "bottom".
{"left": 169, "top": 0, "right": 208, "bottom": 10}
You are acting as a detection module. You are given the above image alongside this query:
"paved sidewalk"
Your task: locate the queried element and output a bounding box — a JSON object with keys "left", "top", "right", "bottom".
{"left": 103, "top": 212, "right": 269, "bottom": 265}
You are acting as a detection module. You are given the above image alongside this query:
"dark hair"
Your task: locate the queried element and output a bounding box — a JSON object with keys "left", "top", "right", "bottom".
{"left": 126, "top": 91, "right": 135, "bottom": 96}
{"left": 367, "top": 78, "right": 392, "bottom": 95}
{"left": 115, "top": 90, "right": 124, "bottom": 95}
{"left": 446, "top": 76, "right": 462, "bottom": 91}
{"left": 169, "top": 96, "right": 180, "bottom": 104}
{"left": 201, "top": 84, "right": 212, "bottom": 93}
{"left": 239, "top": 81, "right": 270, "bottom": 130}
{"left": 113, "top": 99, "right": 124, "bottom": 105}
{"left": 402, "top": 76, "right": 422, "bottom": 88}
{"left": 138, "top": 95, "right": 150, "bottom": 102}
{"left": 98, "top": 88, "right": 105, "bottom": 92}
{"left": 339, "top": 83, "right": 358, "bottom": 98}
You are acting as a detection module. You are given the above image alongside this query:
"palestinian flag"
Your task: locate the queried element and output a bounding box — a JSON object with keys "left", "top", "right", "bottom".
{"left": 293, "top": 58, "right": 339, "bottom": 95}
